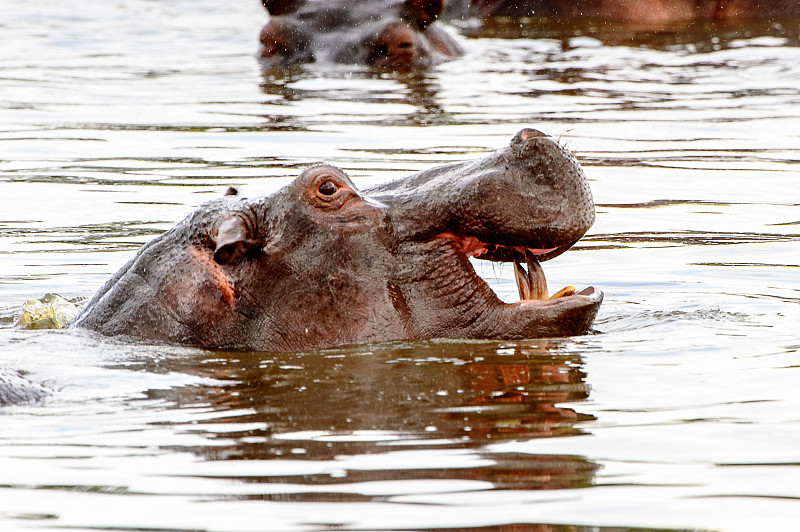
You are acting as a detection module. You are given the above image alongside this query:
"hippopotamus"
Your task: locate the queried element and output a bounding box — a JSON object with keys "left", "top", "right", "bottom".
{"left": 462, "top": 0, "right": 800, "bottom": 23}
{"left": 258, "top": 0, "right": 463, "bottom": 67}
{"left": 72, "top": 129, "right": 602, "bottom": 352}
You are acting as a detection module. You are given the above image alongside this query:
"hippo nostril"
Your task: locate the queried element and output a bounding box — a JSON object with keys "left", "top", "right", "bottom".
{"left": 520, "top": 129, "right": 548, "bottom": 140}
{"left": 262, "top": 0, "right": 299, "bottom": 16}
{"left": 403, "top": 0, "right": 443, "bottom": 30}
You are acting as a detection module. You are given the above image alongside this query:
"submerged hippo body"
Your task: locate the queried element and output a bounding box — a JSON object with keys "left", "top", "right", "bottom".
{"left": 0, "top": 369, "right": 50, "bottom": 406}
{"left": 73, "top": 130, "right": 602, "bottom": 352}
{"left": 465, "top": 0, "right": 800, "bottom": 22}
{"left": 259, "top": 0, "right": 463, "bottom": 67}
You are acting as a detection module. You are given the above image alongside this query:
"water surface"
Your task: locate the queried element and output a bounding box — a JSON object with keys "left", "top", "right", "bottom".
{"left": 1, "top": 1, "right": 799, "bottom": 531}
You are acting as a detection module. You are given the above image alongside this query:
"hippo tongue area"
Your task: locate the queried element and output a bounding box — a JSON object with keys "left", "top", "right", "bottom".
{"left": 438, "top": 233, "right": 579, "bottom": 303}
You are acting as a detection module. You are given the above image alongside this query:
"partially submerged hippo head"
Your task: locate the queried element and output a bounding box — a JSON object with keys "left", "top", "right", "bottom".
{"left": 259, "top": 0, "right": 462, "bottom": 67}
{"left": 73, "top": 129, "right": 602, "bottom": 351}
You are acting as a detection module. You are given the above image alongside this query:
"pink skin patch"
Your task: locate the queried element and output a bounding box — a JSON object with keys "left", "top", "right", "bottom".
{"left": 188, "top": 247, "right": 237, "bottom": 305}
{"left": 435, "top": 232, "right": 556, "bottom": 258}
{"left": 436, "top": 233, "right": 488, "bottom": 257}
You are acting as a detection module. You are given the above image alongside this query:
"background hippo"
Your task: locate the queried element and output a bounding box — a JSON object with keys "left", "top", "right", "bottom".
{"left": 460, "top": 0, "right": 800, "bottom": 23}
{"left": 259, "top": 0, "right": 463, "bottom": 67}
{"left": 73, "top": 129, "right": 602, "bottom": 352}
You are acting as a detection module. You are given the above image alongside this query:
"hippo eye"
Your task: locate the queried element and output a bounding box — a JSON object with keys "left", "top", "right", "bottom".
{"left": 318, "top": 181, "right": 338, "bottom": 196}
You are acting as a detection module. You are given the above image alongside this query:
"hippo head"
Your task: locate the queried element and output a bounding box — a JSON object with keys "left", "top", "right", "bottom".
{"left": 259, "top": 0, "right": 461, "bottom": 68}
{"left": 74, "top": 129, "right": 602, "bottom": 351}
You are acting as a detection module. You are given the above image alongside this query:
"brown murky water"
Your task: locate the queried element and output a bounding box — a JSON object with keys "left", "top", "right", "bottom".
{"left": 1, "top": 1, "right": 799, "bottom": 531}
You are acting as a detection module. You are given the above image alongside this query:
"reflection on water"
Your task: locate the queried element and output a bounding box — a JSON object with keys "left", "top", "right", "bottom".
{"left": 1, "top": 1, "right": 799, "bottom": 531}
{"left": 259, "top": 67, "right": 447, "bottom": 129}
{"left": 132, "top": 341, "right": 598, "bottom": 500}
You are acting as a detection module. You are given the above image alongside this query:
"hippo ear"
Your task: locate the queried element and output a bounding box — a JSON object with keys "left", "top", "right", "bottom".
{"left": 403, "top": 0, "right": 443, "bottom": 29}
{"left": 213, "top": 215, "right": 259, "bottom": 265}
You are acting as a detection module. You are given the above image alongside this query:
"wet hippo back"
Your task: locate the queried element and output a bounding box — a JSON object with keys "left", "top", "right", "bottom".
{"left": 0, "top": 368, "right": 49, "bottom": 406}
{"left": 462, "top": 0, "right": 800, "bottom": 22}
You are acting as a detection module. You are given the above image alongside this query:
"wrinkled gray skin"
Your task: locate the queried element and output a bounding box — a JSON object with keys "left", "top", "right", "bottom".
{"left": 73, "top": 129, "right": 602, "bottom": 352}
{"left": 258, "top": 0, "right": 463, "bottom": 67}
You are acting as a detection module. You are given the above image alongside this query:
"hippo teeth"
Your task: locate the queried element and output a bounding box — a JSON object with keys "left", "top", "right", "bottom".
{"left": 513, "top": 250, "right": 576, "bottom": 301}
{"left": 514, "top": 250, "right": 547, "bottom": 300}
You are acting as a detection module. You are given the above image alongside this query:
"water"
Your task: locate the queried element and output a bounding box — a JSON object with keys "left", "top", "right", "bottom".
{"left": 1, "top": 1, "right": 799, "bottom": 530}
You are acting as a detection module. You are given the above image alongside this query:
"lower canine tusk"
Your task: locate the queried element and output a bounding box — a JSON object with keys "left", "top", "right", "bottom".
{"left": 525, "top": 250, "right": 548, "bottom": 300}
{"left": 514, "top": 251, "right": 549, "bottom": 301}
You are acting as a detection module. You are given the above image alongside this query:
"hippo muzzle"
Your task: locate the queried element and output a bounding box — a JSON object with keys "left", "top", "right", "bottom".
{"left": 73, "top": 129, "right": 602, "bottom": 351}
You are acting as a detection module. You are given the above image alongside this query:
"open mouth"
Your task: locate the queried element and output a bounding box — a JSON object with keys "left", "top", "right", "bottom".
{"left": 442, "top": 233, "right": 594, "bottom": 304}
